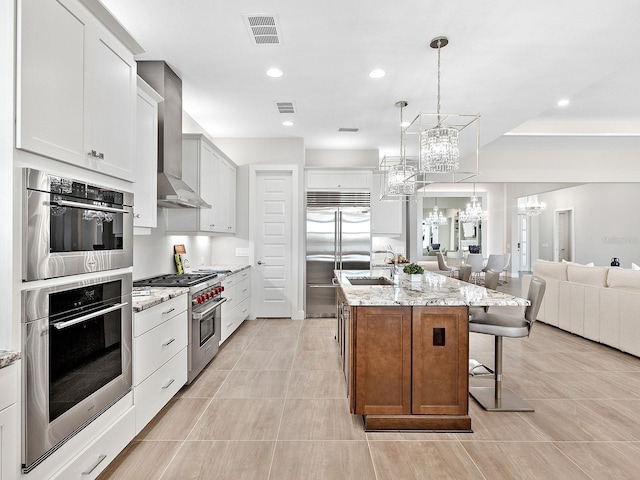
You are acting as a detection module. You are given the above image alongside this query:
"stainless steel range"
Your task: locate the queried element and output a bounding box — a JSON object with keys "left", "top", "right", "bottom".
{"left": 134, "top": 273, "right": 225, "bottom": 383}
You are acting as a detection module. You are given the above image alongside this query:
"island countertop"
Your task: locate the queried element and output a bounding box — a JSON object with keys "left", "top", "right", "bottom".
{"left": 336, "top": 269, "right": 529, "bottom": 307}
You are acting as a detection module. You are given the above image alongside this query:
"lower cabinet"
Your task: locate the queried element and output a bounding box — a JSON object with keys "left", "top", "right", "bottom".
{"left": 133, "top": 294, "right": 188, "bottom": 434}
{"left": 221, "top": 269, "right": 251, "bottom": 344}
{"left": 348, "top": 305, "right": 469, "bottom": 430}
{"left": 0, "top": 364, "right": 17, "bottom": 480}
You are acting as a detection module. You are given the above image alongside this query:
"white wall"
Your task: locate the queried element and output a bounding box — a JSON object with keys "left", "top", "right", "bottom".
{"left": 306, "top": 149, "right": 378, "bottom": 168}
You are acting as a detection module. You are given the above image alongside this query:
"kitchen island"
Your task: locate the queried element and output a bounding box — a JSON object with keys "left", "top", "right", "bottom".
{"left": 335, "top": 269, "right": 529, "bottom": 431}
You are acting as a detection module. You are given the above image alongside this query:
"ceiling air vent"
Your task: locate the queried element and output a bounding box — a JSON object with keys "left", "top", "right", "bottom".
{"left": 338, "top": 127, "right": 359, "bottom": 132}
{"left": 275, "top": 101, "right": 296, "bottom": 114}
{"left": 243, "top": 14, "right": 282, "bottom": 45}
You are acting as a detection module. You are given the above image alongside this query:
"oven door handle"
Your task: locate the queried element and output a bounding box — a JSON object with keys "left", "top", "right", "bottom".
{"left": 49, "top": 199, "right": 130, "bottom": 214}
{"left": 53, "top": 302, "right": 129, "bottom": 330}
{"left": 192, "top": 298, "right": 227, "bottom": 320}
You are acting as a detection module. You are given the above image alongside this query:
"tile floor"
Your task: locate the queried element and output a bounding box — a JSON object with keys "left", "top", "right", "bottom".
{"left": 99, "top": 279, "right": 640, "bottom": 479}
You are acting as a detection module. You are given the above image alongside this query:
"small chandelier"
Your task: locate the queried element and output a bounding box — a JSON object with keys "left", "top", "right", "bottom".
{"left": 386, "top": 100, "right": 416, "bottom": 195}
{"left": 420, "top": 36, "right": 459, "bottom": 173}
{"left": 519, "top": 196, "right": 547, "bottom": 216}
{"left": 424, "top": 198, "right": 448, "bottom": 227}
{"left": 459, "top": 185, "right": 488, "bottom": 226}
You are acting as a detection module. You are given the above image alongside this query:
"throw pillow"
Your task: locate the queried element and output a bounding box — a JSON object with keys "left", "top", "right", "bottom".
{"left": 632, "top": 263, "right": 640, "bottom": 271}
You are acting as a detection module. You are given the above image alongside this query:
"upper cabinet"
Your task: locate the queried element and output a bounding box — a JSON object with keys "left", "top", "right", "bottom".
{"left": 134, "top": 78, "right": 163, "bottom": 230}
{"left": 306, "top": 169, "right": 372, "bottom": 191}
{"left": 166, "top": 134, "right": 237, "bottom": 235}
{"left": 16, "top": 0, "right": 142, "bottom": 181}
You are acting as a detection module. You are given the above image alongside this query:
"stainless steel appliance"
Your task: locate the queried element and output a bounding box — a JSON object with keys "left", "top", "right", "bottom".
{"left": 305, "top": 192, "right": 371, "bottom": 317}
{"left": 133, "top": 273, "right": 225, "bottom": 383}
{"left": 21, "top": 272, "right": 133, "bottom": 472}
{"left": 23, "top": 168, "right": 133, "bottom": 281}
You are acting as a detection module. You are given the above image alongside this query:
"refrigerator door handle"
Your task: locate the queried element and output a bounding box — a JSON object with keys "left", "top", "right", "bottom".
{"left": 308, "top": 284, "right": 338, "bottom": 288}
{"left": 334, "top": 210, "right": 339, "bottom": 270}
{"left": 338, "top": 211, "right": 343, "bottom": 269}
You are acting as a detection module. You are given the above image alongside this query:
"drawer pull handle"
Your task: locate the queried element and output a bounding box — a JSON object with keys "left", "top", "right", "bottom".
{"left": 162, "top": 307, "right": 176, "bottom": 315}
{"left": 82, "top": 454, "right": 107, "bottom": 475}
{"left": 226, "top": 322, "right": 233, "bottom": 327}
{"left": 242, "top": 288, "right": 248, "bottom": 292}
{"left": 162, "top": 338, "right": 176, "bottom": 347}
{"left": 162, "top": 378, "right": 175, "bottom": 389}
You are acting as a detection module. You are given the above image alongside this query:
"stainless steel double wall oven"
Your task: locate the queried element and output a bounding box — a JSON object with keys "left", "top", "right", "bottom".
{"left": 21, "top": 169, "right": 134, "bottom": 472}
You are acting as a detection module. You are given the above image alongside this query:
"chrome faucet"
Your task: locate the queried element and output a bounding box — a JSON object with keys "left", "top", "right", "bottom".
{"left": 374, "top": 245, "right": 398, "bottom": 281}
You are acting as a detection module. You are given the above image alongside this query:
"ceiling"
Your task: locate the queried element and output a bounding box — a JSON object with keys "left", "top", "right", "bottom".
{"left": 101, "top": 0, "right": 640, "bottom": 160}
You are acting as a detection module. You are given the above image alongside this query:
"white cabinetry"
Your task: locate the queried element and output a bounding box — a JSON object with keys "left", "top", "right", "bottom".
{"left": 166, "top": 134, "right": 237, "bottom": 234}
{"left": 133, "top": 294, "right": 188, "bottom": 434}
{"left": 221, "top": 269, "right": 251, "bottom": 344}
{"left": 306, "top": 169, "right": 372, "bottom": 190}
{"left": 371, "top": 172, "right": 403, "bottom": 236}
{"left": 134, "top": 78, "right": 163, "bottom": 230}
{"left": 0, "top": 364, "right": 17, "bottom": 480}
{"left": 16, "top": 0, "right": 140, "bottom": 181}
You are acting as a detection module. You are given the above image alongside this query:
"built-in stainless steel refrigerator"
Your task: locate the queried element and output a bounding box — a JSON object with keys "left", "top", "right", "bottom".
{"left": 305, "top": 192, "right": 371, "bottom": 317}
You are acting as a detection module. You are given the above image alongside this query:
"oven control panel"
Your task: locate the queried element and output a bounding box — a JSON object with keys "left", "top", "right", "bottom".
{"left": 193, "top": 285, "right": 224, "bottom": 305}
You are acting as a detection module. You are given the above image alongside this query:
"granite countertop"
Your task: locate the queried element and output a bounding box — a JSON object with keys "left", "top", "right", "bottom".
{"left": 191, "top": 264, "right": 251, "bottom": 280}
{"left": 131, "top": 286, "right": 190, "bottom": 312}
{"left": 336, "top": 269, "right": 530, "bottom": 308}
{"left": 0, "top": 350, "right": 21, "bottom": 369}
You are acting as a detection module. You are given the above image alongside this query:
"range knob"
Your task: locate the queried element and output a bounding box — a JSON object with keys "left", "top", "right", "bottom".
{"left": 197, "top": 295, "right": 204, "bottom": 304}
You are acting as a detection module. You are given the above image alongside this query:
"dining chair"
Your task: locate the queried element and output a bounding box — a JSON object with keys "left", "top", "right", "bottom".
{"left": 483, "top": 254, "right": 504, "bottom": 275}
{"left": 500, "top": 253, "right": 511, "bottom": 284}
{"left": 436, "top": 252, "right": 456, "bottom": 277}
{"left": 466, "top": 253, "right": 484, "bottom": 284}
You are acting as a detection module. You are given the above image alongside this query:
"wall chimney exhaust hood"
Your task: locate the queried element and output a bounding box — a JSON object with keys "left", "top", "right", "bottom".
{"left": 137, "top": 61, "right": 211, "bottom": 209}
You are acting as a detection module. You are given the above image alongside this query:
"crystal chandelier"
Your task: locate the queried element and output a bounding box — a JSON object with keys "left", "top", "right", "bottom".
{"left": 459, "top": 185, "right": 488, "bottom": 226}
{"left": 420, "top": 37, "right": 459, "bottom": 173}
{"left": 386, "top": 100, "right": 416, "bottom": 195}
{"left": 424, "top": 198, "right": 448, "bottom": 227}
{"left": 519, "top": 196, "right": 547, "bottom": 216}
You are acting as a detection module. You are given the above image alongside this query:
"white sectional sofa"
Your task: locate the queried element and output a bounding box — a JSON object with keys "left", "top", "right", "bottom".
{"left": 523, "top": 260, "right": 640, "bottom": 357}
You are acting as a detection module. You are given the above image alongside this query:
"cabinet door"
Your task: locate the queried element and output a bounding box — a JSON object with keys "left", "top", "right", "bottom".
{"left": 133, "top": 84, "right": 159, "bottom": 228}
{"left": 412, "top": 306, "right": 468, "bottom": 415}
{"left": 307, "top": 170, "right": 372, "bottom": 190}
{"left": 217, "top": 158, "right": 237, "bottom": 233}
{"left": 0, "top": 404, "right": 18, "bottom": 480}
{"left": 199, "top": 145, "right": 219, "bottom": 232}
{"left": 85, "top": 27, "right": 136, "bottom": 180}
{"left": 371, "top": 172, "right": 403, "bottom": 235}
{"left": 354, "top": 306, "right": 412, "bottom": 415}
{"left": 17, "top": 0, "right": 87, "bottom": 163}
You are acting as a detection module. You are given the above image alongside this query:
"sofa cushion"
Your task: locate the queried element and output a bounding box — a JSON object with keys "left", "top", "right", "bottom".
{"left": 567, "top": 265, "right": 608, "bottom": 287}
{"left": 607, "top": 268, "right": 640, "bottom": 292}
{"left": 533, "top": 260, "right": 568, "bottom": 281}
{"left": 562, "top": 259, "right": 595, "bottom": 267}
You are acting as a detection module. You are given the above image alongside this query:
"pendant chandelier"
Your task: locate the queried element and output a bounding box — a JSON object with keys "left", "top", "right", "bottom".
{"left": 424, "top": 198, "right": 448, "bottom": 227}
{"left": 459, "top": 185, "right": 488, "bottom": 226}
{"left": 420, "top": 37, "right": 459, "bottom": 173}
{"left": 519, "top": 196, "right": 547, "bottom": 216}
{"left": 385, "top": 101, "right": 416, "bottom": 195}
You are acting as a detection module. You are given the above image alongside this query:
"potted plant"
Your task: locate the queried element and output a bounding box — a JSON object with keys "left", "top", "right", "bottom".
{"left": 403, "top": 263, "right": 424, "bottom": 282}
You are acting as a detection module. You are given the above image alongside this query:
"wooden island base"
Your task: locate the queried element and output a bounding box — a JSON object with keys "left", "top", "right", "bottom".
{"left": 362, "top": 414, "right": 472, "bottom": 432}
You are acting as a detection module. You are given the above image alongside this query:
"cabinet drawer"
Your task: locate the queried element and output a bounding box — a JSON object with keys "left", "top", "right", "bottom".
{"left": 222, "top": 277, "right": 250, "bottom": 314}
{"left": 134, "top": 348, "right": 187, "bottom": 434}
{"left": 221, "top": 297, "right": 250, "bottom": 344}
{"left": 134, "top": 294, "right": 188, "bottom": 337}
{"left": 133, "top": 311, "right": 188, "bottom": 385}
{"left": 51, "top": 407, "right": 135, "bottom": 480}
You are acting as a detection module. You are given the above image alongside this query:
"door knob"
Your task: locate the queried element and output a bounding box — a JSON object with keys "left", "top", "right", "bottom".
{"left": 257, "top": 260, "right": 264, "bottom": 265}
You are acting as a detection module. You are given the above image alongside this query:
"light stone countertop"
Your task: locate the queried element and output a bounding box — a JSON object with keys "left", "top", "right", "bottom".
{"left": 191, "top": 264, "right": 251, "bottom": 280}
{"left": 0, "top": 350, "right": 21, "bottom": 369}
{"left": 336, "top": 269, "right": 530, "bottom": 308}
{"left": 131, "top": 286, "right": 190, "bottom": 312}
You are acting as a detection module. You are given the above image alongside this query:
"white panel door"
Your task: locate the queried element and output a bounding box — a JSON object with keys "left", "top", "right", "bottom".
{"left": 254, "top": 171, "right": 293, "bottom": 317}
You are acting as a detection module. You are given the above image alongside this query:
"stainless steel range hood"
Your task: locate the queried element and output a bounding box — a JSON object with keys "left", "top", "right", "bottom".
{"left": 137, "top": 61, "right": 211, "bottom": 209}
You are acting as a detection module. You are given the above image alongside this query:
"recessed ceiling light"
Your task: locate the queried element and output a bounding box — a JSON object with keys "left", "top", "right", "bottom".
{"left": 282, "top": 120, "right": 294, "bottom": 126}
{"left": 369, "top": 69, "right": 386, "bottom": 79}
{"left": 557, "top": 99, "right": 570, "bottom": 107}
{"left": 266, "top": 68, "right": 283, "bottom": 78}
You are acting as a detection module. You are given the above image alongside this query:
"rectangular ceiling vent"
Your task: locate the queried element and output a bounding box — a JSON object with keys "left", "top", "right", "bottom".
{"left": 243, "top": 14, "right": 282, "bottom": 45}
{"left": 275, "top": 101, "right": 296, "bottom": 114}
{"left": 338, "top": 127, "right": 359, "bottom": 133}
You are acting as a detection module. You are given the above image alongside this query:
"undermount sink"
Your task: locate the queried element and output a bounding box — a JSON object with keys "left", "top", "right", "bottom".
{"left": 346, "top": 277, "right": 394, "bottom": 286}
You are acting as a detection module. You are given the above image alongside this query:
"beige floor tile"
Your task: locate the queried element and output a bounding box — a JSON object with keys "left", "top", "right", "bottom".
{"left": 278, "top": 398, "right": 366, "bottom": 440}
{"left": 554, "top": 442, "right": 640, "bottom": 480}
{"left": 233, "top": 349, "right": 295, "bottom": 371}
{"left": 369, "top": 440, "right": 484, "bottom": 480}
{"left": 287, "top": 370, "right": 347, "bottom": 398}
{"left": 296, "top": 334, "right": 340, "bottom": 352}
{"left": 292, "top": 350, "right": 342, "bottom": 371}
{"left": 455, "top": 400, "right": 550, "bottom": 441}
{"left": 246, "top": 335, "right": 298, "bottom": 352}
{"left": 462, "top": 441, "right": 591, "bottom": 479}
{"left": 298, "top": 325, "right": 337, "bottom": 339}
{"left": 176, "top": 369, "right": 230, "bottom": 398}
{"left": 136, "top": 397, "right": 210, "bottom": 441}
{"left": 301, "top": 317, "right": 337, "bottom": 328}
{"left": 97, "top": 440, "right": 181, "bottom": 480}
{"left": 160, "top": 440, "right": 275, "bottom": 480}
{"left": 577, "top": 398, "right": 640, "bottom": 440}
{"left": 208, "top": 347, "right": 243, "bottom": 370}
{"left": 215, "top": 370, "right": 290, "bottom": 398}
{"left": 219, "top": 332, "right": 255, "bottom": 351}
{"left": 187, "top": 398, "right": 284, "bottom": 440}
{"left": 270, "top": 441, "right": 376, "bottom": 480}
{"left": 259, "top": 318, "right": 301, "bottom": 327}
{"left": 367, "top": 431, "right": 457, "bottom": 441}
{"left": 596, "top": 370, "right": 640, "bottom": 396}
{"left": 258, "top": 322, "right": 301, "bottom": 337}
{"left": 544, "top": 371, "right": 638, "bottom": 399}
{"left": 469, "top": 371, "right": 571, "bottom": 400}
